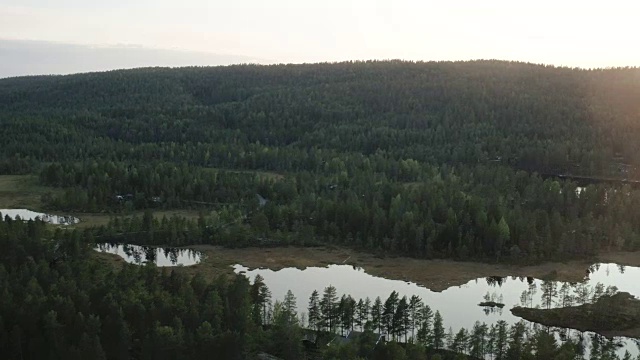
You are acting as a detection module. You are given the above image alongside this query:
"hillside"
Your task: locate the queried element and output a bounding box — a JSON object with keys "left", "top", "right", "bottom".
{"left": 1, "top": 61, "right": 639, "bottom": 175}
{"left": 1, "top": 60, "right": 640, "bottom": 261}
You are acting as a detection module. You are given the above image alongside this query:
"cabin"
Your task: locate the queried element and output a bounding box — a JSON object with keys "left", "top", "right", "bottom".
{"left": 301, "top": 329, "right": 319, "bottom": 349}
{"left": 329, "top": 330, "right": 385, "bottom": 347}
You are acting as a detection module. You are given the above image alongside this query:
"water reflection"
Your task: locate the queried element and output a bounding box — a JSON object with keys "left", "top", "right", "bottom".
{"left": 95, "top": 243, "right": 203, "bottom": 267}
{"left": 234, "top": 262, "right": 640, "bottom": 357}
{"left": 485, "top": 276, "right": 506, "bottom": 287}
{"left": 0, "top": 208, "right": 79, "bottom": 225}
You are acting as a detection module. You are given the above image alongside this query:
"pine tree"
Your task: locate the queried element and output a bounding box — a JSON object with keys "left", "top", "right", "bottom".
{"left": 417, "top": 304, "right": 433, "bottom": 347}
{"left": 494, "top": 320, "right": 508, "bottom": 360}
{"left": 541, "top": 280, "right": 558, "bottom": 309}
{"left": 371, "top": 297, "right": 383, "bottom": 334}
{"left": 320, "top": 285, "right": 338, "bottom": 332}
{"left": 356, "top": 297, "right": 370, "bottom": 331}
{"left": 383, "top": 291, "right": 399, "bottom": 339}
{"left": 308, "top": 290, "right": 321, "bottom": 331}
{"left": 283, "top": 290, "right": 298, "bottom": 325}
{"left": 573, "top": 282, "right": 590, "bottom": 305}
{"left": 469, "top": 321, "right": 488, "bottom": 359}
{"left": 408, "top": 295, "right": 423, "bottom": 342}
{"left": 432, "top": 311, "right": 445, "bottom": 350}
{"left": 487, "top": 324, "right": 496, "bottom": 360}
{"left": 592, "top": 282, "right": 605, "bottom": 302}
{"left": 496, "top": 217, "right": 511, "bottom": 259}
{"left": 506, "top": 322, "right": 526, "bottom": 360}
{"left": 448, "top": 328, "right": 466, "bottom": 354}
{"left": 339, "top": 295, "right": 356, "bottom": 335}
{"left": 393, "top": 295, "right": 410, "bottom": 342}
{"left": 533, "top": 329, "right": 558, "bottom": 359}
{"left": 558, "top": 282, "right": 574, "bottom": 307}
{"left": 251, "top": 274, "right": 271, "bottom": 325}
{"left": 446, "top": 327, "right": 455, "bottom": 350}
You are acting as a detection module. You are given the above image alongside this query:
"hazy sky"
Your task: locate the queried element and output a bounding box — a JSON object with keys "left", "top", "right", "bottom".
{"left": 1, "top": 0, "right": 640, "bottom": 68}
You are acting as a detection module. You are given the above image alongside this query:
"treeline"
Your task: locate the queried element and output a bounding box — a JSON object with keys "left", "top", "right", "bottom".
{"left": 2, "top": 61, "right": 640, "bottom": 262}
{"left": 84, "top": 162, "right": 640, "bottom": 261}
{"left": 39, "top": 161, "right": 271, "bottom": 211}
{"left": 251, "top": 279, "right": 633, "bottom": 360}
{"left": 1, "top": 62, "right": 639, "bottom": 176}
{"left": 0, "top": 216, "right": 305, "bottom": 360}
{"left": 0, "top": 217, "right": 637, "bottom": 359}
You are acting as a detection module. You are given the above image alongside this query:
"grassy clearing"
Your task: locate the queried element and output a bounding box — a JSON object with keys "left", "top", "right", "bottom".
{"left": 71, "top": 209, "right": 209, "bottom": 229}
{"left": 0, "top": 175, "right": 59, "bottom": 210}
{"left": 92, "top": 250, "right": 127, "bottom": 271}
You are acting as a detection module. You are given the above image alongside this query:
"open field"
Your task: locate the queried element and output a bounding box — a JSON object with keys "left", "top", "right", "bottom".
{"left": 93, "top": 244, "right": 640, "bottom": 292}
{"left": 70, "top": 209, "right": 208, "bottom": 229}
{"left": 0, "top": 175, "right": 58, "bottom": 210}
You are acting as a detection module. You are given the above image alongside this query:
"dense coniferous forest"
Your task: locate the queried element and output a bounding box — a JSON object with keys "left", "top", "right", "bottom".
{"left": 2, "top": 61, "right": 640, "bottom": 261}
{"left": 1, "top": 60, "right": 640, "bottom": 359}
{"left": 0, "top": 216, "right": 635, "bottom": 360}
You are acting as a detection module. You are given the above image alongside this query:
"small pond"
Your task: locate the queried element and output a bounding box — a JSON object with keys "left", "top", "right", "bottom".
{"left": 95, "top": 243, "right": 203, "bottom": 267}
{"left": 234, "top": 262, "right": 640, "bottom": 357}
{"left": 0, "top": 209, "right": 80, "bottom": 225}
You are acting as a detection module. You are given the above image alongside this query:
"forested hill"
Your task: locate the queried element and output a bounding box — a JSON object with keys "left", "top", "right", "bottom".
{"left": 2, "top": 60, "right": 640, "bottom": 262}
{"left": 5, "top": 61, "right": 640, "bottom": 360}
{"left": 1, "top": 60, "right": 639, "bottom": 177}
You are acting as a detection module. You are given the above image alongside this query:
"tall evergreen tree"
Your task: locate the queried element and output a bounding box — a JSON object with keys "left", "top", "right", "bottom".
{"left": 371, "top": 297, "right": 383, "bottom": 334}
{"left": 432, "top": 311, "right": 445, "bottom": 350}
{"left": 320, "top": 285, "right": 339, "bottom": 332}
{"left": 308, "top": 290, "right": 321, "bottom": 331}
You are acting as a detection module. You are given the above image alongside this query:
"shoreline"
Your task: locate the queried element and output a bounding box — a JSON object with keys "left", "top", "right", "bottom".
{"left": 95, "top": 244, "right": 640, "bottom": 292}
{"left": 512, "top": 292, "right": 640, "bottom": 339}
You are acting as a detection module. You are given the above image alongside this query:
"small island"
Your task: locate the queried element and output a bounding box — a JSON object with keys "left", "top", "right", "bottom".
{"left": 511, "top": 292, "right": 640, "bottom": 339}
{"left": 479, "top": 301, "right": 505, "bottom": 308}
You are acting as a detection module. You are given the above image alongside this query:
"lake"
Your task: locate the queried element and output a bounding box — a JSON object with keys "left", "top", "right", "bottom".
{"left": 234, "top": 262, "right": 640, "bottom": 357}
{"left": 0, "top": 208, "right": 79, "bottom": 225}
{"left": 95, "top": 243, "right": 203, "bottom": 267}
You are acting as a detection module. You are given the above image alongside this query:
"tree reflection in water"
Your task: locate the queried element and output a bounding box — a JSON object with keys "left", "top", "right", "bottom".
{"left": 95, "top": 243, "right": 202, "bottom": 266}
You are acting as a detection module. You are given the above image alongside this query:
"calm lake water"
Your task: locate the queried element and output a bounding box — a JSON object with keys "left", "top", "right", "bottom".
{"left": 0, "top": 208, "right": 79, "bottom": 225}
{"left": 234, "top": 262, "right": 640, "bottom": 357}
{"left": 95, "top": 243, "right": 203, "bottom": 267}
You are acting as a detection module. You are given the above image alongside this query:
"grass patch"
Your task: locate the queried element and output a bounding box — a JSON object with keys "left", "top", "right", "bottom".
{"left": 0, "top": 175, "right": 59, "bottom": 210}
{"left": 71, "top": 209, "right": 209, "bottom": 229}
{"left": 91, "top": 250, "right": 127, "bottom": 271}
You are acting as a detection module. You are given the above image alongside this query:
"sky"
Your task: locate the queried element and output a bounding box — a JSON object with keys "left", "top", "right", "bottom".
{"left": 1, "top": 0, "right": 640, "bottom": 76}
